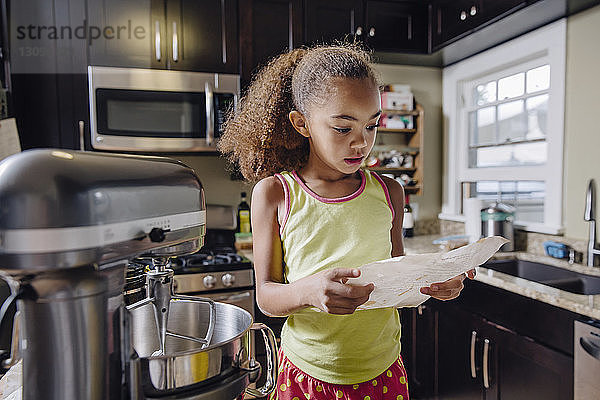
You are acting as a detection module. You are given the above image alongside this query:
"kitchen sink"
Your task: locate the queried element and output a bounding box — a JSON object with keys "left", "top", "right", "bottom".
{"left": 482, "top": 259, "right": 600, "bottom": 295}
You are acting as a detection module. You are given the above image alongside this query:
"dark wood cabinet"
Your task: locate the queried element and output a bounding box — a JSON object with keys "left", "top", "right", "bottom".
{"left": 166, "top": 0, "right": 238, "bottom": 73}
{"left": 86, "top": 0, "right": 159, "bottom": 69}
{"left": 86, "top": 0, "right": 238, "bottom": 73}
{"left": 437, "top": 302, "right": 488, "bottom": 400}
{"left": 430, "top": 0, "right": 527, "bottom": 51}
{"left": 435, "top": 299, "right": 573, "bottom": 400}
{"left": 239, "top": 0, "right": 303, "bottom": 88}
{"left": 304, "top": 0, "right": 428, "bottom": 53}
{"left": 426, "top": 278, "right": 576, "bottom": 400}
{"left": 365, "top": 1, "right": 428, "bottom": 53}
{"left": 305, "top": 0, "right": 364, "bottom": 45}
{"left": 400, "top": 303, "right": 437, "bottom": 399}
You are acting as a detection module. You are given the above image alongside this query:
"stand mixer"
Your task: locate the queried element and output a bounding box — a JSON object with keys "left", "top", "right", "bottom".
{"left": 0, "top": 149, "right": 277, "bottom": 400}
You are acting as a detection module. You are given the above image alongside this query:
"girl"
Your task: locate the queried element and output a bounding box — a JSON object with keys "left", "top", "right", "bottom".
{"left": 219, "top": 44, "right": 474, "bottom": 400}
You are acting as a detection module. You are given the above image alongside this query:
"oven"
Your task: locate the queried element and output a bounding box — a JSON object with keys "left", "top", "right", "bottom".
{"left": 88, "top": 66, "right": 239, "bottom": 152}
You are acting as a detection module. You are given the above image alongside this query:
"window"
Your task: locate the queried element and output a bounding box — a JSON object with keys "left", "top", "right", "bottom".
{"left": 441, "top": 20, "right": 566, "bottom": 234}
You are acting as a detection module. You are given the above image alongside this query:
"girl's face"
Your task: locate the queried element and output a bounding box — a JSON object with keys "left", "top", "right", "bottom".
{"left": 290, "top": 77, "right": 381, "bottom": 176}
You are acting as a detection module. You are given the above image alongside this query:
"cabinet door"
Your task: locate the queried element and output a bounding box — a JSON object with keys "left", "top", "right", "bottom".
{"left": 430, "top": 0, "right": 482, "bottom": 50}
{"left": 437, "top": 303, "right": 485, "bottom": 400}
{"left": 166, "top": 0, "right": 239, "bottom": 73}
{"left": 478, "top": 0, "right": 526, "bottom": 27}
{"left": 400, "top": 303, "right": 437, "bottom": 398}
{"left": 365, "top": 1, "right": 428, "bottom": 53}
{"left": 491, "top": 321, "right": 573, "bottom": 400}
{"left": 86, "top": 0, "right": 163, "bottom": 68}
{"left": 305, "top": 0, "right": 364, "bottom": 45}
{"left": 239, "top": 0, "right": 303, "bottom": 89}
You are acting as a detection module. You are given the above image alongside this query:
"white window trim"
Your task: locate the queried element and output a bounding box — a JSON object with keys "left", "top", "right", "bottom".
{"left": 440, "top": 19, "right": 566, "bottom": 234}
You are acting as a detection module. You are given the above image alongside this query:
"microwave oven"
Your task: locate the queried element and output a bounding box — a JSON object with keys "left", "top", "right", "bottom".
{"left": 88, "top": 66, "right": 239, "bottom": 152}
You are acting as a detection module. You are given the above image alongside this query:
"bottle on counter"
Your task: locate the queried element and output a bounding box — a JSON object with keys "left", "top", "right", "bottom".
{"left": 237, "top": 192, "right": 251, "bottom": 233}
{"left": 403, "top": 194, "right": 414, "bottom": 237}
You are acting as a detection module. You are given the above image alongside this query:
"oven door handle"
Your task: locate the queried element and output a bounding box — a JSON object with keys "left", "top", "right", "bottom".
{"left": 211, "top": 292, "right": 251, "bottom": 302}
{"left": 205, "top": 81, "right": 215, "bottom": 147}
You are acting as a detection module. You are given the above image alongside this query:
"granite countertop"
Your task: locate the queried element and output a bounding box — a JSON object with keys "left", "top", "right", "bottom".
{"left": 403, "top": 235, "right": 600, "bottom": 320}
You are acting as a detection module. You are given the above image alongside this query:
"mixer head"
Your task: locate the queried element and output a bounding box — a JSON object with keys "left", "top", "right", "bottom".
{"left": 0, "top": 149, "right": 206, "bottom": 275}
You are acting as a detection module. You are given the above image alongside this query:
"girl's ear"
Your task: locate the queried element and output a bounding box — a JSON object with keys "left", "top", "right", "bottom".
{"left": 289, "top": 111, "right": 310, "bottom": 138}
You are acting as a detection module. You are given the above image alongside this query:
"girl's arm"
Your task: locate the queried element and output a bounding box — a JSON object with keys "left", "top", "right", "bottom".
{"left": 251, "top": 177, "right": 374, "bottom": 317}
{"left": 380, "top": 176, "right": 475, "bottom": 301}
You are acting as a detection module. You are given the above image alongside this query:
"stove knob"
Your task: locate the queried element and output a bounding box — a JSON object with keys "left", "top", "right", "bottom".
{"left": 222, "top": 273, "right": 235, "bottom": 287}
{"left": 203, "top": 275, "right": 217, "bottom": 289}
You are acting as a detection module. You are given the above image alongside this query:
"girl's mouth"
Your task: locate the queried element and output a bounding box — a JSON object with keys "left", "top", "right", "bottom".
{"left": 344, "top": 156, "right": 364, "bottom": 166}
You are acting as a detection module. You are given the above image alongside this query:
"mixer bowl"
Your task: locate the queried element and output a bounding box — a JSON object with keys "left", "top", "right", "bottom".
{"left": 127, "top": 299, "right": 277, "bottom": 398}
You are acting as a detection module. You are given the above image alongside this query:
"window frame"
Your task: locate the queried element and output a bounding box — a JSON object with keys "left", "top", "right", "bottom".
{"left": 440, "top": 20, "right": 566, "bottom": 234}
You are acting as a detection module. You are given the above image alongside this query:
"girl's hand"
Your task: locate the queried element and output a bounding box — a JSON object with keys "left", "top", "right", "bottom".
{"left": 419, "top": 269, "right": 476, "bottom": 301}
{"left": 306, "top": 268, "right": 375, "bottom": 315}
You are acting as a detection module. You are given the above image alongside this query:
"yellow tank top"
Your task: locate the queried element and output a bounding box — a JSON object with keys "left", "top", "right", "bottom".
{"left": 274, "top": 169, "right": 401, "bottom": 384}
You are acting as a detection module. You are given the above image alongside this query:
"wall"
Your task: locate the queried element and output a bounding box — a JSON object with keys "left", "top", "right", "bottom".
{"left": 175, "top": 155, "right": 252, "bottom": 207}
{"left": 373, "top": 64, "right": 443, "bottom": 220}
{"left": 177, "top": 64, "right": 444, "bottom": 222}
{"left": 564, "top": 5, "right": 600, "bottom": 240}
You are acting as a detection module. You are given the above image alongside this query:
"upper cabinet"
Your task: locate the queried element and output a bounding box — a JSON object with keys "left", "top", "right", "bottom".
{"left": 239, "top": 0, "right": 303, "bottom": 88}
{"left": 364, "top": 1, "right": 428, "bottom": 53}
{"left": 304, "top": 0, "right": 428, "bottom": 53}
{"left": 86, "top": 0, "right": 238, "bottom": 73}
{"left": 166, "top": 0, "right": 238, "bottom": 73}
{"left": 430, "top": 0, "right": 527, "bottom": 51}
{"left": 304, "top": 0, "right": 364, "bottom": 45}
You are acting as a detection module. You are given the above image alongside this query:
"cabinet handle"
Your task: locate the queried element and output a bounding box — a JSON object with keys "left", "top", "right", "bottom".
{"left": 355, "top": 26, "right": 363, "bottom": 36}
{"left": 172, "top": 22, "right": 179, "bottom": 62}
{"left": 460, "top": 11, "right": 467, "bottom": 21}
{"left": 470, "top": 6, "right": 477, "bottom": 16}
{"left": 470, "top": 330, "right": 477, "bottom": 378}
{"left": 483, "top": 338, "right": 490, "bottom": 389}
{"left": 155, "top": 20, "right": 161, "bottom": 61}
{"left": 417, "top": 304, "right": 426, "bottom": 315}
{"left": 78, "top": 120, "right": 85, "bottom": 151}
{"left": 205, "top": 81, "right": 214, "bottom": 147}
{"left": 368, "top": 27, "right": 376, "bottom": 37}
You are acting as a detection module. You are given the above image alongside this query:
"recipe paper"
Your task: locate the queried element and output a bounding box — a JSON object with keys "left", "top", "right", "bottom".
{"left": 350, "top": 236, "right": 509, "bottom": 310}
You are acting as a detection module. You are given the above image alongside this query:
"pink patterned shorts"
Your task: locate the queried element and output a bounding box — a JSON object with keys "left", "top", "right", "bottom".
{"left": 268, "top": 347, "right": 410, "bottom": 400}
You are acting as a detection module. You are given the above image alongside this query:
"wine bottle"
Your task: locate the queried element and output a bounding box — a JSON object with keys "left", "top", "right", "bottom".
{"left": 403, "top": 194, "right": 414, "bottom": 237}
{"left": 237, "top": 192, "right": 251, "bottom": 233}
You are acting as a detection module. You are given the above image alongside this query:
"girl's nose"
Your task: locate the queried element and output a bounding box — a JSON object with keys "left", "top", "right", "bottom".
{"left": 351, "top": 132, "right": 368, "bottom": 149}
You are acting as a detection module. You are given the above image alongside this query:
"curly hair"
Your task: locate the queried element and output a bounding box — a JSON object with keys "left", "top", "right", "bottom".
{"left": 218, "top": 43, "right": 380, "bottom": 182}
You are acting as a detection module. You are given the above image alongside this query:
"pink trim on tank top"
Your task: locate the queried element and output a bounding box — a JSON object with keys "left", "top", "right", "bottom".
{"left": 291, "top": 170, "right": 366, "bottom": 204}
{"left": 274, "top": 173, "right": 291, "bottom": 235}
{"left": 371, "top": 172, "right": 396, "bottom": 220}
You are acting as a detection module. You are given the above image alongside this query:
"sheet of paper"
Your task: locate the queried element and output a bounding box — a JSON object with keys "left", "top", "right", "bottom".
{"left": 0, "top": 118, "right": 21, "bottom": 161}
{"left": 350, "top": 236, "right": 509, "bottom": 310}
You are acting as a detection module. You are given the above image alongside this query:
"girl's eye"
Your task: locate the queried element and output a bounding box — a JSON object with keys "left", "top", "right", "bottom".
{"left": 333, "top": 127, "right": 351, "bottom": 134}
{"left": 366, "top": 123, "right": 380, "bottom": 131}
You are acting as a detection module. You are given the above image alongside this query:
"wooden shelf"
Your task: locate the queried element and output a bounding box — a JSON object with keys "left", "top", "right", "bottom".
{"left": 378, "top": 128, "right": 417, "bottom": 133}
{"left": 382, "top": 109, "right": 420, "bottom": 116}
{"left": 403, "top": 185, "right": 422, "bottom": 194}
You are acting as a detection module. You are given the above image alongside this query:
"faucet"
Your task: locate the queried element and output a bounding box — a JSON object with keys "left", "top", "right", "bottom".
{"left": 584, "top": 179, "right": 600, "bottom": 267}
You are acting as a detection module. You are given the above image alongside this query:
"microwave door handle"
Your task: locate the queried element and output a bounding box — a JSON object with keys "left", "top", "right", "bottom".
{"left": 155, "top": 20, "right": 161, "bottom": 61}
{"left": 205, "top": 82, "right": 215, "bottom": 147}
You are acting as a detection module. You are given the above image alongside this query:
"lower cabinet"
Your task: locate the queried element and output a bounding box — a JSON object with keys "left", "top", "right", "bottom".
{"left": 401, "top": 287, "right": 574, "bottom": 399}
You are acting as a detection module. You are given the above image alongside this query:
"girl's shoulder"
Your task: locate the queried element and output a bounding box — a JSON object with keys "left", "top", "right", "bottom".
{"left": 251, "top": 175, "right": 286, "bottom": 209}
{"left": 371, "top": 172, "right": 405, "bottom": 207}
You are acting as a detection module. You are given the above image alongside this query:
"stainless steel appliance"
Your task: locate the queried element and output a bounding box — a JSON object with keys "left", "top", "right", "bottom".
{"left": 481, "top": 202, "right": 515, "bottom": 251}
{"left": 88, "top": 66, "right": 239, "bottom": 152}
{"left": 574, "top": 319, "right": 600, "bottom": 399}
{"left": 0, "top": 149, "right": 276, "bottom": 399}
